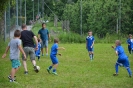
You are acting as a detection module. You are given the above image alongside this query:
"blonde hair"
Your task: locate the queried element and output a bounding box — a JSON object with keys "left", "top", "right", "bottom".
{"left": 115, "top": 40, "right": 121, "bottom": 46}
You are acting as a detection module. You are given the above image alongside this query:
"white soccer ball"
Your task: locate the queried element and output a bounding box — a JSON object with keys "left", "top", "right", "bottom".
{"left": 36, "top": 66, "right": 40, "bottom": 71}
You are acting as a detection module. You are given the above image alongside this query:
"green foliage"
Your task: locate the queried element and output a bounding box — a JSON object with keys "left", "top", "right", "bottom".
{"left": 58, "top": 32, "right": 86, "bottom": 43}
{"left": 0, "top": 44, "right": 133, "bottom": 88}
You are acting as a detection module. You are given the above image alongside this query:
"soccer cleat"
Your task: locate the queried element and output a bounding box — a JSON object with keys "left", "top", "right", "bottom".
{"left": 129, "top": 75, "right": 132, "bottom": 78}
{"left": 34, "top": 66, "right": 39, "bottom": 73}
{"left": 46, "top": 53, "right": 48, "bottom": 56}
{"left": 113, "top": 73, "right": 118, "bottom": 76}
{"left": 24, "top": 71, "right": 28, "bottom": 74}
{"left": 52, "top": 72, "right": 58, "bottom": 75}
{"left": 47, "top": 68, "right": 51, "bottom": 74}
{"left": 42, "top": 54, "right": 44, "bottom": 56}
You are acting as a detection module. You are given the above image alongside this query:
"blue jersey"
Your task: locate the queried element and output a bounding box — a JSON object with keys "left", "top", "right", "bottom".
{"left": 127, "top": 39, "right": 133, "bottom": 49}
{"left": 86, "top": 36, "right": 95, "bottom": 47}
{"left": 115, "top": 45, "right": 127, "bottom": 59}
{"left": 35, "top": 42, "right": 41, "bottom": 56}
{"left": 38, "top": 28, "right": 49, "bottom": 41}
{"left": 50, "top": 43, "right": 58, "bottom": 55}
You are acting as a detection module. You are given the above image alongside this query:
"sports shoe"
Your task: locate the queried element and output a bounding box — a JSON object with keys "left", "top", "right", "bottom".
{"left": 129, "top": 75, "right": 132, "bottom": 78}
{"left": 8, "top": 75, "right": 16, "bottom": 80}
{"left": 47, "top": 68, "right": 51, "bottom": 74}
{"left": 46, "top": 53, "right": 48, "bottom": 56}
{"left": 52, "top": 72, "right": 58, "bottom": 75}
{"left": 34, "top": 66, "right": 39, "bottom": 73}
{"left": 113, "top": 73, "right": 118, "bottom": 76}
{"left": 24, "top": 71, "right": 28, "bottom": 74}
{"left": 42, "top": 54, "right": 44, "bottom": 56}
{"left": 10, "top": 79, "right": 15, "bottom": 82}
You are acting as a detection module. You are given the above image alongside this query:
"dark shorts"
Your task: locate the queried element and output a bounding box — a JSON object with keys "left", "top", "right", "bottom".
{"left": 117, "top": 58, "right": 130, "bottom": 67}
{"left": 50, "top": 55, "right": 58, "bottom": 64}
{"left": 22, "top": 47, "right": 35, "bottom": 61}
{"left": 87, "top": 47, "right": 94, "bottom": 52}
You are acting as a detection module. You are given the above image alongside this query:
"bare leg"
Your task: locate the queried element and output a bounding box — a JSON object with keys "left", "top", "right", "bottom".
{"left": 23, "top": 61, "right": 28, "bottom": 72}
{"left": 41, "top": 48, "right": 44, "bottom": 55}
{"left": 10, "top": 68, "right": 16, "bottom": 80}
{"left": 45, "top": 47, "right": 48, "bottom": 55}
{"left": 32, "top": 60, "right": 36, "bottom": 66}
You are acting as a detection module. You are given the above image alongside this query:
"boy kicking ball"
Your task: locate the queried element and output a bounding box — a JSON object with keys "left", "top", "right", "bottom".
{"left": 47, "top": 38, "right": 65, "bottom": 75}
{"left": 2, "top": 30, "right": 26, "bottom": 82}
{"left": 112, "top": 40, "right": 132, "bottom": 77}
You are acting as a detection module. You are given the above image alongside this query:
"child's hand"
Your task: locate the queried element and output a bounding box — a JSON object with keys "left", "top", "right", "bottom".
{"left": 58, "top": 53, "right": 62, "bottom": 56}
{"left": 111, "top": 45, "right": 115, "bottom": 49}
{"left": 23, "top": 54, "right": 26, "bottom": 60}
{"left": 2, "top": 54, "right": 6, "bottom": 58}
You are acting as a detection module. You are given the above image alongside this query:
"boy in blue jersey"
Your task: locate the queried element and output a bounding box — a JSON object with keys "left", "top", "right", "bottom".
{"left": 47, "top": 38, "right": 65, "bottom": 75}
{"left": 35, "top": 39, "right": 41, "bottom": 60}
{"left": 112, "top": 40, "right": 132, "bottom": 77}
{"left": 127, "top": 34, "right": 133, "bottom": 54}
{"left": 86, "top": 31, "right": 95, "bottom": 61}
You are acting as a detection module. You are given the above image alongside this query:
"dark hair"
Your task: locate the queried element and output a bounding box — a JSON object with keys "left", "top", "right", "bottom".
{"left": 38, "top": 38, "right": 40, "bottom": 42}
{"left": 21, "top": 24, "right": 27, "bottom": 29}
{"left": 42, "top": 23, "right": 46, "bottom": 26}
{"left": 88, "top": 30, "right": 92, "bottom": 32}
{"left": 14, "top": 30, "right": 21, "bottom": 37}
{"left": 54, "top": 38, "right": 59, "bottom": 43}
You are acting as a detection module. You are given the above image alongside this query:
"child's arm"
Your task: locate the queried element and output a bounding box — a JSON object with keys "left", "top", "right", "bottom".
{"left": 34, "top": 36, "right": 38, "bottom": 50}
{"left": 91, "top": 41, "right": 95, "bottom": 48}
{"left": 86, "top": 41, "right": 88, "bottom": 49}
{"left": 57, "top": 47, "right": 65, "bottom": 50}
{"left": 2, "top": 46, "right": 10, "bottom": 58}
{"left": 111, "top": 46, "right": 118, "bottom": 56}
{"left": 18, "top": 45, "right": 26, "bottom": 59}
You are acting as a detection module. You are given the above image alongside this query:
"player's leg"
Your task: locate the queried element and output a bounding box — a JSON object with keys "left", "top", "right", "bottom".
{"left": 124, "top": 59, "right": 132, "bottom": 77}
{"left": 52, "top": 64, "right": 58, "bottom": 75}
{"left": 45, "top": 40, "right": 48, "bottom": 56}
{"left": 128, "top": 48, "right": 131, "bottom": 54}
{"left": 29, "top": 47, "right": 38, "bottom": 72}
{"left": 41, "top": 41, "right": 44, "bottom": 56}
{"left": 22, "top": 47, "right": 28, "bottom": 74}
{"left": 113, "top": 62, "right": 119, "bottom": 76}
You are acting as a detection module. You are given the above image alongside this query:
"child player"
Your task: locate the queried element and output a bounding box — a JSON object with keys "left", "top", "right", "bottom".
{"left": 127, "top": 34, "right": 133, "bottom": 54}
{"left": 112, "top": 40, "right": 132, "bottom": 77}
{"left": 35, "top": 38, "right": 41, "bottom": 60}
{"left": 2, "top": 30, "right": 26, "bottom": 82}
{"left": 86, "top": 30, "right": 95, "bottom": 61}
{"left": 47, "top": 38, "right": 65, "bottom": 75}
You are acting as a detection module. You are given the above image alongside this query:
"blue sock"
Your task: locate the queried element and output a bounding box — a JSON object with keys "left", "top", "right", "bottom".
{"left": 115, "top": 63, "right": 119, "bottom": 73}
{"left": 126, "top": 67, "right": 132, "bottom": 76}
{"left": 53, "top": 69, "right": 56, "bottom": 72}
{"left": 49, "top": 66, "right": 52, "bottom": 70}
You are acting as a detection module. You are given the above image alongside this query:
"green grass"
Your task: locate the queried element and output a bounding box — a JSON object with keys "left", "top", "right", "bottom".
{"left": 0, "top": 43, "right": 133, "bottom": 88}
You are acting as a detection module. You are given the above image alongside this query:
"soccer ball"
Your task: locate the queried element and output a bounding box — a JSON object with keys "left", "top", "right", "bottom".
{"left": 36, "top": 66, "right": 40, "bottom": 71}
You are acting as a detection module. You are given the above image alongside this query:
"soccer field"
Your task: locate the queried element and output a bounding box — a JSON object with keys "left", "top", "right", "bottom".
{"left": 0, "top": 43, "right": 133, "bottom": 88}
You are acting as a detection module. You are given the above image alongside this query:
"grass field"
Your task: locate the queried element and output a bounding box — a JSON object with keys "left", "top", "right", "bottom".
{"left": 0, "top": 43, "right": 133, "bottom": 88}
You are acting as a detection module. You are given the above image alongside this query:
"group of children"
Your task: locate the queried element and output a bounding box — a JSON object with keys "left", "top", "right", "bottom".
{"left": 86, "top": 31, "right": 132, "bottom": 78}
{"left": 2, "top": 28, "right": 133, "bottom": 83}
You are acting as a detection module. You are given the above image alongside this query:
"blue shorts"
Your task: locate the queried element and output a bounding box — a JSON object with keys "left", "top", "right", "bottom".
{"left": 117, "top": 58, "right": 130, "bottom": 67}
{"left": 87, "top": 47, "right": 94, "bottom": 52}
{"left": 11, "top": 59, "right": 21, "bottom": 68}
{"left": 35, "top": 50, "right": 40, "bottom": 57}
{"left": 41, "top": 40, "right": 48, "bottom": 48}
{"left": 50, "top": 55, "right": 58, "bottom": 64}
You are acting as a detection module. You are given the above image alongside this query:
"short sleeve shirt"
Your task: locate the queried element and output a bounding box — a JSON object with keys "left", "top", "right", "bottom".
{"left": 115, "top": 46, "right": 127, "bottom": 59}
{"left": 127, "top": 39, "right": 133, "bottom": 48}
{"left": 38, "top": 28, "right": 49, "bottom": 41}
{"left": 20, "top": 30, "right": 35, "bottom": 48}
{"left": 8, "top": 38, "right": 21, "bottom": 60}
{"left": 50, "top": 43, "right": 58, "bottom": 55}
{"left": 86, "top": 36, "right": 95, "bottom": 47}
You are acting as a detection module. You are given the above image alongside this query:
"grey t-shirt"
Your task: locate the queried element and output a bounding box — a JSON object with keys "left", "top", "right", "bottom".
{"left": 8, "top": 38, "right": 21, "bottom": 60}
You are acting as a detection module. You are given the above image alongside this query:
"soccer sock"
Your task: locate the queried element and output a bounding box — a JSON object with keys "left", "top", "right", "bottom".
{"left": 115, "top": 63, "right": 119, "bottom": 74}
{"left": 38, "top": 56, "right": 40, "bottom": 60}
{"left": 53, "top": 69, "right": 56, "bottom": 72}
{"left": 92, "top": 54, "right": 94, "bottom": 59}
{"left": 48, "top": 66, "right": 52, "bottom": 70}
{"left": 126, "top": 67, "right": 132, "bottom": 76}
